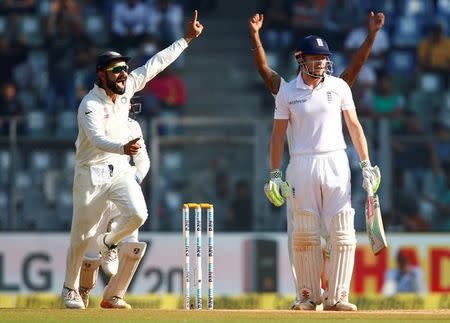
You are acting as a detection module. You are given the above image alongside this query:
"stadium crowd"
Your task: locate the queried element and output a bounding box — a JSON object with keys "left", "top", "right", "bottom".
{"left": 0, "top": 0, "right": 449, "bottom": 233}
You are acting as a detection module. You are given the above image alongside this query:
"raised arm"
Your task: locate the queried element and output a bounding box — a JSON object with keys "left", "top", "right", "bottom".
{"left": 339, "top": 12, "right": 385, "bottom": 87}
{"left": 249, "top": 13, "right": 282, "bottom": 95}
{"left": 127, "top": 10, "right": 204, "bottom": 93}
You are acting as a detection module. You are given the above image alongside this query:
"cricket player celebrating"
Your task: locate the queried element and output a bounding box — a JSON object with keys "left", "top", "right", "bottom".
{"left": 261, "top": 34, "right": 381, "bottom": 311}
{"left": 249, "top": 12, "right": 385, "bottom": 311}
{"left": 62, "top": 11, "right": 203, "bottom": 309}
{"left": 78, "top": 110, "right": 150, "bottom": 309}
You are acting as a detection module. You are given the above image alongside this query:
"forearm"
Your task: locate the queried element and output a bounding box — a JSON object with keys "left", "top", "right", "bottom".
{"left": 129, "top": 38, "right": 188, "bottom": 92}
{"left": 89, "top": 134, "right": 124, "bottom": 154}
{"left": 348, "top": 122, "right": 369, "bottom": 161}
{"left": 270, "top": 132, "right": 285, "bottom": 169}
{"left": 340, "top": 32, "right": 377, "bottom": 87}
{"left": 250, "top": 31, "right": 280, "bottom": 94}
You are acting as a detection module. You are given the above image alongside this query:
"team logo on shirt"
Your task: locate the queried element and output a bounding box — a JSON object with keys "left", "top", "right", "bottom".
{"left": 327, "top": 91, "right": 333, "bottom": 103}
{"left": 121, "top": 97, "right": 128, "bottom": 104}
{"left": 289, "top": 98, "right": 308, "bottom": 105}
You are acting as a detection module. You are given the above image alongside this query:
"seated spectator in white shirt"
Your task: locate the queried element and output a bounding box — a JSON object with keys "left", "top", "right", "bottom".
{"left": 147, "top": 0, "right": 183, "bottom": 47}
{"left": 112, "top": 0, "right": 148, "bottom": 51}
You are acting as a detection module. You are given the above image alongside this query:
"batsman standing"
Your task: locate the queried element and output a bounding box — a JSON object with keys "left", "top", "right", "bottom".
{"left": 62, "top": 11, "right": 203, "bottom": 309}
{"left": 251, "top": 14, "right": 382, "bottom": 311}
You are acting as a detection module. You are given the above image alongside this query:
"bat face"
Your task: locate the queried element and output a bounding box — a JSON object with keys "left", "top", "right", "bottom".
{"left": 365, "top": 194, "right": 387, "bottom": 255}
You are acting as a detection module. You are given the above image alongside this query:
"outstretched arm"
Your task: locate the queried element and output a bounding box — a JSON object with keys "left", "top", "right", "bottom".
{"left": 340, "top": 12, "right": 385, "bottom": 87}
{"left": 249, "top": 13, "right": 282, "bottom": 95}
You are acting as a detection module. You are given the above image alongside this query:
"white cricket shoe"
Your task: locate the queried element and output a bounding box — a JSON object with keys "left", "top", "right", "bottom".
{"left": 78, "top": 287, "right": 91, "bottom": 308}
{"left": 323, "top": 300, "right": 357, "bottom": 311}
{"left": 101, "top": 296, "right": 132, "bottom": 309}
{"left": 101, "top": 248, "right": 118, "bottom": 277}
{"left": 62, "top": 286, "right": 85, "bottom": 309}
{"left": 97, "top": 233, "right": 118, "bottom": 277}
{"left": 291, "top": 299, "right": 317, "bottom": 311}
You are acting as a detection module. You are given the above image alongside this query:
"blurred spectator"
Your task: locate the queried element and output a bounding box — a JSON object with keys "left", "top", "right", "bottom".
{"left": 382, "top": 249, "right": 426, "bottom": 296}
{"left": 417, "top": 21, "right": 450, "bottom": 86}
{"left": 112, "top": 0, "right": 148, "bottom": 52}
{"left": 322, "top": 0, "right": 364, "bottom": 51}
{"left": 431, "top": 122, "right": 450, "bottom": 166}
{"left": 184, "top": 0, "right": 217, "bottom": 16}
{"left": 147, "top": 0, "right": 183, "bottom": 47}
{"left": 423, "top": 152, "right": 450, "bottom": 230}
{"left": 0, "top": 82, "right": 25, "bottom": 135}
{"left": 393, "top": 116, "right": 432, "bottom": 193}
{"left": 205, "top": 171, "right": 232, "bottom": 231}
{"left": 372, "top": 74, "right": 406, "bottom": 134}
{"left": 0, "top": 0, "right": 36, "bottom": 14}
{"left": 142, "top": 66, "right": 186, "bottom": 135}
{"left": 291, "top": 0, "right": 326, "bottom": 38}
{"left": 225, "top": 179, "right": 253, "bottom": 231}
{"left": 45, "top": 0, "right": 83, "bottom": 114}
{"left": 260, "top": 0, "right": 293, "bottom": 53}
{"left": 0, "top": 34, "right": 28, "bottom": 86}
{"left": 335, "top": 50, "right": 377, "bottom": 117}
{"left": 344, "top": 14, "right": 390, "bottom": 74}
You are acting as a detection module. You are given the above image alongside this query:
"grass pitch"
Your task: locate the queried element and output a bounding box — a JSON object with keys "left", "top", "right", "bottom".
{"left": 1, "top": 309, "right": 449, "bottom": 323}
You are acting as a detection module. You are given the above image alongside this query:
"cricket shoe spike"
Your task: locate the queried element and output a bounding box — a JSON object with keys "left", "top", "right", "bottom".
{"left": 100, "top": 296, "right": 132, "bottom": 309}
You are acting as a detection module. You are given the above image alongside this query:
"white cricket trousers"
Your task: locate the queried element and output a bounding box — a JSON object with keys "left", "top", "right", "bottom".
{"left": 285, "top": 150, "right": 353, "bottom": 302}
{"left": 286, "top": 149, "right": 352, "bottom": 234}
{"left": 64, "top": 165, "right": 148, "bottom": 290}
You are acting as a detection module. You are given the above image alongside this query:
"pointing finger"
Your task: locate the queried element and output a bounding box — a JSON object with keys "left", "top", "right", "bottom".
{"left": 193, "top": 9, "right": 198, "bottom": 22}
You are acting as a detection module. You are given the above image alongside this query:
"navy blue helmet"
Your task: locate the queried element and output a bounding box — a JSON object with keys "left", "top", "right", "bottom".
{"left": 294, "top": 35, "right": 332, "bottom": 57}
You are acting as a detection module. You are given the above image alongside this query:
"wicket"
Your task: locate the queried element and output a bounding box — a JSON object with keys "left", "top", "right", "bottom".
{"left": 182, "top": 203, "right": 214, "bottom": 310}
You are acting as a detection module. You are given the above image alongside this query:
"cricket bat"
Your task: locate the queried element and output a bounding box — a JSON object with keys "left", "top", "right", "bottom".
{"left": 365, "top": 186, "right": 387, "bottom": 255}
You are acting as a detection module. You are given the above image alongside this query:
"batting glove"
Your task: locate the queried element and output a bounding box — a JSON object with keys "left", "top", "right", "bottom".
{"left": 264, "top": 169, "right": 290, "bottom": 207}
{"left": 360, "top": 160, "right": 381, "bottom": 195}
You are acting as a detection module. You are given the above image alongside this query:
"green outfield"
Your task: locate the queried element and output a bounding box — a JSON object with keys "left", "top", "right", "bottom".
{"left": 1, "top": 309, "right": 450, "bottom": 323}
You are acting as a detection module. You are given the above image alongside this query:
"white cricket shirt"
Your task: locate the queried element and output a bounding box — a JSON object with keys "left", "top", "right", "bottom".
{"left": 75, "top": 38, "right": 188, "bottom": 167}
{"left": 274, "top": 74, "right": 355, "bottom": 155}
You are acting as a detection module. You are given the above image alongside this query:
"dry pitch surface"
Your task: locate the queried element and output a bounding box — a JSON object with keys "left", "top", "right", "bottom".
{"left": 1, "top": 309, "right": 450, "bottom": 323}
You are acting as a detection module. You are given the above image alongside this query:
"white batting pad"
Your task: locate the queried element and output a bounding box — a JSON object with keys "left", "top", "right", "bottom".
{"left": 326, "top": 209, "right": 356, "bottom": 305}
{"left": 103, "top": 242, "right": 147, "bottom": 300}
{"left": 80, "top": 257, "right": 101, "bottom": 290}
{"left": 291, "top": 210, "right": 322, "bottom": 304}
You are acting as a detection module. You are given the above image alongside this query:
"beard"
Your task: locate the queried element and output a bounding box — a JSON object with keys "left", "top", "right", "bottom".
{"left": 106, "top": 74, "right": 126, "bottom": 95}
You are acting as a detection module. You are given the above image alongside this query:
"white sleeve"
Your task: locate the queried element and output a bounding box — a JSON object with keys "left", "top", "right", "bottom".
{"left": 340, "top": 80, "right": 356, "bottom": 110}
{"left": 130, "top": 121, "right": 150, "bottom": 182}
{"left": 79, "top": 104, "right": 123, "bottom": 154}
{"left": 127, "top": 38, "right": 188, "bottom": 94}
{"left": 274, "top": 85, "right": 290, "bottom": 119}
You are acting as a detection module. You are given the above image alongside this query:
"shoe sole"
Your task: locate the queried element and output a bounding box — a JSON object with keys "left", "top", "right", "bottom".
{"left": 100, "top": 300, "right": 131, "bottom": 309}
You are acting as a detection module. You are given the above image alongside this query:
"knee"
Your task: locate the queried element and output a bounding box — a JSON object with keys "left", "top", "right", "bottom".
{"left": 129, "top": 212, "right": 147, "bottom": 228}
{"left": 330, "top": 208, "right": 356, "bottom": 246}
{"left": 292, "top": 210, "right": 321, "bottom": 250}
